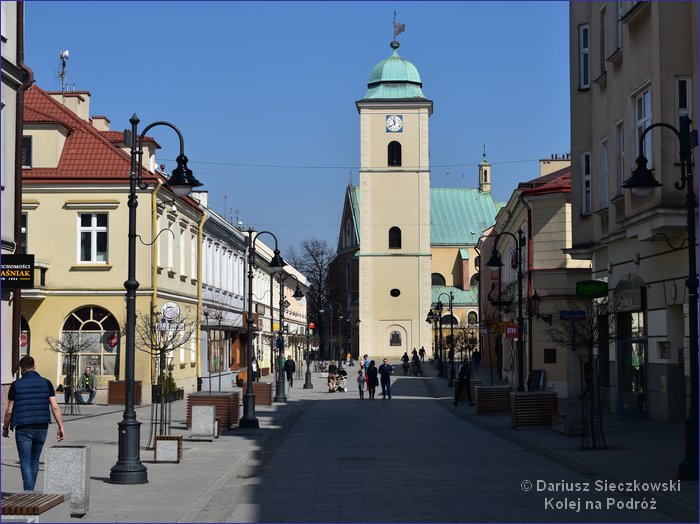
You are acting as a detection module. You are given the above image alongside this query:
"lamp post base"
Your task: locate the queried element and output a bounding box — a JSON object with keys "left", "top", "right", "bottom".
{"left": 239, "top": 392, "right": 259, "bottom": 428}
{"left": 109, "top": 419, "right": 148, "bottom": 484}
{"left": 274, "top": 377, "right": 287, "bottom": 403}
{"left": 303, "top": 369, "right": 313, "bottom": 389}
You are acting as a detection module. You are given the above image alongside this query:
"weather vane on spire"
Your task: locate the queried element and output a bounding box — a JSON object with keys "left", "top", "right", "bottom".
{"left": 392, "top": 11, "right": 406, "bottom": 42}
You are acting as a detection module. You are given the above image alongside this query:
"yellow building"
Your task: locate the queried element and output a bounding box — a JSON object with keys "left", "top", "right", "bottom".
{"left": 21, "top": 85, "right": 205, "bottom": 403}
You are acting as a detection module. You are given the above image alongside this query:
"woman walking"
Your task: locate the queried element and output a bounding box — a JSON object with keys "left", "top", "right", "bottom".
{"left": 366, "top": 360, "right": 379, "bottom": 400}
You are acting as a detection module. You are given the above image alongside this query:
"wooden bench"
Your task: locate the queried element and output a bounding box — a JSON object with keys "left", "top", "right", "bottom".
{"left": 1, "top": 493, "right": 69, "bottom": 522}
{"left": 476, "top": 385, "right": 512, "bottom": 414}
{"left": 511, "top": 391, "right": 558, "bottom": 428}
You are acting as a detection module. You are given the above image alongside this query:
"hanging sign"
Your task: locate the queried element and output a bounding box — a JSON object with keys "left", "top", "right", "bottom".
{"left": 576, "top": 280, "right": 608, "bottom": 298}
{"left": 1, "top": 254, "right": 35, "bottom": 288}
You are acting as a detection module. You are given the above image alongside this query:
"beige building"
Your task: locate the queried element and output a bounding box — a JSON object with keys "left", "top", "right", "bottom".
{"left": 569, "top": 2, "right": 698, "bottom": 421}
{"left": 1, "top": 1, "right": 32, "bottom": 408}
{"left": 21, "top": 85, "right": 205, "bottom": 403}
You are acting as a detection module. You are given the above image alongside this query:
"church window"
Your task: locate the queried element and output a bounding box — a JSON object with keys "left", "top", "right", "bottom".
{"left": 390, "top": 331, "right": 402, "bottom": 346}
{"left": 388, "top": 227, "right": 401, "bottom": 249}
{"left": 388, "top": 141, "right": 402, "bottom": 166}
{"left": 470, "top": 274, "right": 479, "bottom": 287}
{"left": 431, "top": 273, "right": 446, "bottom": 286}
{"left": 467, "top": 311, "right": 478, "bottom": 325}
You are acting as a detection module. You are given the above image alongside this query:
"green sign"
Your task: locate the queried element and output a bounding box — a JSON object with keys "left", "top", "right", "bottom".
{"left": 576, "top": 280, "right": 608, "bottom": 298}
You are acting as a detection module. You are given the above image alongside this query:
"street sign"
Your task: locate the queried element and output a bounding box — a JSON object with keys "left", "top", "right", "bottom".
{"left": 560, "top": 310, "right": 586, "bottom": 320}
{"left": 576, "top": 280, "right": 608, "bottom": 298}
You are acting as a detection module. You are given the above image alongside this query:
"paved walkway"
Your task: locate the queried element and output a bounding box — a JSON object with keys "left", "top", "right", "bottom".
{"left": 1, "top": 363, "right": 697, "bottom": 522}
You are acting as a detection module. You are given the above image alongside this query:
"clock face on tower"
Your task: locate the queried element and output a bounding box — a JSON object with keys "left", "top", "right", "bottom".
{"left": 386, "top": 115, "right": 403, "bottom": 132}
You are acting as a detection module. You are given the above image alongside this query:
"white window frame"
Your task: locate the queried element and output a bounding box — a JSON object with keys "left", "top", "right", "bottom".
{"left": 581, "top": 152, "right": 592, "bottom": 215}
{"left": 615, "top": 2, "right": 624, "bottom": 50}
{"left": 166, "top": 219, "right": 174, "bottom": 271}
{"left": 77, "top": 213, "right": 108, "bottom": 263}
{"left": 599, "top": 7, "right": 607, "bottom": 76}
{"left": 615, "top": 122, "right": 625, "bottom": 197}
{"left": 599, "top": 139, "right": 609, "bottom": 209}
{"left": 190, "top": 230, "right": 197, "bottom": 282}
{"left": 179, "top": 226, "right": 186, "bottom": 276}
{"left": 579, "top": 25, "right": 590, "bottom": 89}
{"left": 21, "top": 136, "right": 32, "bottom": 168}
{"left": 635, "top": 88, "right": 652, "bottom": 169}
{"left": 20, "top": 212, "right": 28, "bottom": 252}
{"left": 675, "top": 77, "right": 692, "bottom": 163}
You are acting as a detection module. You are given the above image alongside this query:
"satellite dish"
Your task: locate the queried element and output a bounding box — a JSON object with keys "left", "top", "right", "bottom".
{"left": 60, "top": 49, "right": 70, "bottom": 59}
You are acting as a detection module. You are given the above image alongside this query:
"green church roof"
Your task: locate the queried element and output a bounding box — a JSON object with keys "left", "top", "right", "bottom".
{"left": 431, "top": 188, "right": 504, "bottom": 245}
{"left": 362, "top": 43, "right": 427, "bottom": 100}
{"left": 431, "top": 285, "right": 478, "bottom": 307}
{"left": 348, "top": 185, "right": 504, "bottom": 247}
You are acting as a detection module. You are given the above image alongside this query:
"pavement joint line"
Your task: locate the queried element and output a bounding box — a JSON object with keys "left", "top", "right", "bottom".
{"left": 425, "top": 373, "right": 699, "bottom": 523}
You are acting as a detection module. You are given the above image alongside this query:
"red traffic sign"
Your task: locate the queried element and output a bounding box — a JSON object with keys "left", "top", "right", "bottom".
{"left": 19, "top": 334, "right": 28, "bottom": 348}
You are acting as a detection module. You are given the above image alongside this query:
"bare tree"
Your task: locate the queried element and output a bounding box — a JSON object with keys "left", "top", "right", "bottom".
{"left": 132, "top": 306, "right": 198, "bottom": 440}
{"left": 286, "top": 238, "right": 335, "bottom": 356}
{"left": 45, "top": 332, "right": 95, "bottom": 414}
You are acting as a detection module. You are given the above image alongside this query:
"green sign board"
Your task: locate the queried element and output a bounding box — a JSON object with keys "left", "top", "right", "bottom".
{"left": 576, "top": 280, "right": 608, "bottom": 298}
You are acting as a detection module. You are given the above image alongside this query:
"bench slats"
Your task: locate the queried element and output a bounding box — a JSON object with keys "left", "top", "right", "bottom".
{"left": 2, "top": 493, "right": 65, "bottom": 515}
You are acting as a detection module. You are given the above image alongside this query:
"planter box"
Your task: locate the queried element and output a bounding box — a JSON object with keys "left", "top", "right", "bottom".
{"left": 476, "top": 385, "right": 512, "bottom": 414}
{"left": 152, "top": 386, "right": 184, "bottom": 404}
{"left": 511, "top": 391, "right": 558, "bottom": 428}
{"left": 186, "top": 392, "right": 239, "bottom": 430}
{"left": 252, "top": 382, "right": 273, "bottom": 406}
{"left": 260, "top": 367, "right": 270, "bottom": 377}
{"left": 107, "top": 380, "right": 142, "bottom": 405}
{"left": 154, "top": 436, "right": 183, "bottom": 463}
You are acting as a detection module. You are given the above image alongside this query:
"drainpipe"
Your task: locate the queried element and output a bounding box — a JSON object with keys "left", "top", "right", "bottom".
{"left": 519, "top": 194, "right": 535, "bottom": 378}
{"left": 12, "top": 2, "right": 34, "bottom": 376}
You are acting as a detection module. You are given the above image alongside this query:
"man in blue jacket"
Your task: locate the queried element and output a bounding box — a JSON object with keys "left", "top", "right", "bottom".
{"left": 2, "top": 356, "right": 65, "bottom": 491}
{"left": 378, "top": 358, "right": 394, "bottom": 399}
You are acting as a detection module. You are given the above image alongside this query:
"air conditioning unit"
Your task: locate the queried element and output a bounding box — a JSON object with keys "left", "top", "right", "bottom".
{"left": 255, "top": 304, "right": 266, "bottom": 315}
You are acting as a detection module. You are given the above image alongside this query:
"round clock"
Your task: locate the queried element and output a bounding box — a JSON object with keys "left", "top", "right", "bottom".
{"left": 386, "top": 115, "right": 403, "bottom": 132}
{"left": 161, "top": 301, "right": 180, "bottom": 321}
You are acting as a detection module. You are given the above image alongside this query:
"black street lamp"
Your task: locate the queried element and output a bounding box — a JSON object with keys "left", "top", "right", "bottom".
{"left": 241, "top": 230, "right": 285, "bottom": 428}
{"left": 274, "top": 272, "right": 304, "bottom": 403}
{"left": 622, "top": 115, "right": 698, "bottom": 481}
{"left": 436, "top": 292, "right": 454, "bottom": 385}
{"left": 110, "top": 115, "right": 202, "bottom": 484}
{"left": 303, "top": 320, "right": 313, "bottom": 389}
{"left": 486, "top": 229, "right": 526, "bottom": 392}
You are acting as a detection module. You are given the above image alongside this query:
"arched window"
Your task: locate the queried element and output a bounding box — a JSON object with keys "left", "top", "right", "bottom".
{"left": 431, "top": 273, "right": 446, "bottom": 286}
{"left": 467, "top": 311, "right": 478, "bottom": 325}
{"left": 442, "top": 314, "right": 458, "bottom": 327}
{"left": 388, "top": 141, "right": 402, "bottom": 166}
{"left": 389, "top": 227, "right": 401, "bottom": 249}
{"left": 61, "top": 306, "right": 119, "bottom": 377}
{"left": 390, "top": 331, "right": 402, "bottom": 346}
{"left": 470, "top": 274, "right": 480, "bottom": 287}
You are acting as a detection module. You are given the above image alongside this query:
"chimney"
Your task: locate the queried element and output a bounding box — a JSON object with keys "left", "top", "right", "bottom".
{"left": 48, "top": 91, "right": 92, "bottom": 122}
{"left": 91, "top": 115, "right": 110, "bottom": 131}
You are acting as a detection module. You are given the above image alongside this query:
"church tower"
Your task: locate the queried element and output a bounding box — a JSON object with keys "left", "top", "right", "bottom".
{"left": 356, "top": 37, "right": 433, "bottom": 358}
{"left": 478, "top": 146, "right": 491, "bottom": 193}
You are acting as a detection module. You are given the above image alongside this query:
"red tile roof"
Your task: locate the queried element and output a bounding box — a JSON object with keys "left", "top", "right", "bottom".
{"left": 519, "top": 167, "right": 572, "bottom": 196}
{"left": 23, "top": 85, "right": 157, "bottom": 185}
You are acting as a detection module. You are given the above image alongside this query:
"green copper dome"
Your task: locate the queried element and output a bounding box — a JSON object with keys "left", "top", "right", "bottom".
{"left": 363, "top": 41, "right": 427, "bottom": 100}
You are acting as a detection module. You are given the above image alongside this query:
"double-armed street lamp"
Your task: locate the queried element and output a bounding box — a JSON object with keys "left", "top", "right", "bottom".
{"left": 435, "top": 292, "right": 455, "bottom": 386}
{"left": 485, "top": 229, "right": 526, "bottom": 392}
{"left": 110, "top": 115, "right": 202, "bottom": 485}
{"left": 274, "top": 272, "right": 304, "bottom": 403}
{"left": 241, "top": 230, "right": 286, "bottom": 428}
{"left": 622, "top": 115, "right": 698, "bottom": 481}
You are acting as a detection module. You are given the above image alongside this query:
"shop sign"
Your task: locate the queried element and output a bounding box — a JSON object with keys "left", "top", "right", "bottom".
{"left": 614, "top": 287, "right": 646, "bottom": 312}
{"left": 576, "top": 280, "right": 608, "bottom": 298}
{"left": 1, "top": 254, "right": 34, "bottom": 288}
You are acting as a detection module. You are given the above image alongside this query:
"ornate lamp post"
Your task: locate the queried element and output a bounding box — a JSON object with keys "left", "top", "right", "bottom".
{"left": 241, "top": 230, "right": 285, "bottom": 428}
{"left": 486, "top": 229, "right": 526, "bottom": 392}
{"left": 436, "top": 292, "right": 454, "bottom": 384}
{"left": 110, "top": 115, "right": 202, "bottom": 484}
{"left": 274, "top": 272, "right": 304, "bottom": 403}
{"left": 426, "top": 309, "right": 438, "bottom": 363}
{"left": 622, "top": 115, "right": 698, "bottom": 481}
{"left": 303, "top": 321, "right": 314, "bottom": 389}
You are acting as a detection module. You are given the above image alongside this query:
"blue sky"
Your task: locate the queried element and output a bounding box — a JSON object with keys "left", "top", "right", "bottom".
{"left": 24, "top": 1, "right": 571, "bottom": 255}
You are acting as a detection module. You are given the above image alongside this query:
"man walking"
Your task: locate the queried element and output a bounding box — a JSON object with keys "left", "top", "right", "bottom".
{"left": 283, "top": 355, "right": 296, "bottom": 388}
{"left": 76, "top": 366, "right": 96, "bottom": 404}
{"left": 454, "top": 357, "right": 474, "bottom": 406}
{"left": 2, "top": 356, "right": 65, "bottom": 491}
{"left": 378, "top": 358, "right": 394, "bottom": 399}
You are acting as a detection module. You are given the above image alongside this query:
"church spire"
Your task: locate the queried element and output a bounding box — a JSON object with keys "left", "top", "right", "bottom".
{"left": 478, "top": 145, "right": 491, "bottom": 193}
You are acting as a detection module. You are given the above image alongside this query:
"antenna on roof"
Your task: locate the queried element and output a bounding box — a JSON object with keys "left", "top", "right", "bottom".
{"left": 57, "top": 50, "right": 70, "bottom": 104}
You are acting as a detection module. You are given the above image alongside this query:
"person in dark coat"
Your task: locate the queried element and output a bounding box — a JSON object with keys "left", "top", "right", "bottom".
{"left": 283, "top": 355, "right": 296, "bottom": 388}
{"left": 2, "top": 356, "right": 65, "bottom": 491}
{"left": 378, "top": 358, "right": 394, "bottom": 399}
{"left": 454, "top": 357, "right": 474, "bottom": 406}
{"left": 366, "top": 360, "right": 379, "bottom": 400}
